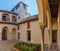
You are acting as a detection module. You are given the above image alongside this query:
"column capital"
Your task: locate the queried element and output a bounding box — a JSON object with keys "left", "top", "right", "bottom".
{"left": 39, "top": 23, "right": 46, "bottom": 30}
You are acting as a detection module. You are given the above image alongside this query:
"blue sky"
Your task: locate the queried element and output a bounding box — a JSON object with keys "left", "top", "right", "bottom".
{"left": 0, "top": 0, "right": 38, "bottom": 15}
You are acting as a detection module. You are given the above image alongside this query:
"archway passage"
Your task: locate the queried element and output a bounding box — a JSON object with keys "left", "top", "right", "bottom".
{"left": 12, "top": 28, "right": 16, "bottom": 40}
{"left": 2, "top": 27, "right": 8, "bottom": 40}
{"left": 52, "top": 30, "right": 57, "bottom": 43}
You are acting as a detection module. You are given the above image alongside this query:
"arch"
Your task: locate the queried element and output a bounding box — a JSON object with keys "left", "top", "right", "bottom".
{"left": 12, "top": 15, "right": 17, "bottom": 23}
{"left": 12, "top": 28, "right": 16, "bottom": 40}
{"left": 2, "top": 13, "right": 10, "bottom": 21}
{"left": 2, "top": 27, "right": 8, "bottom": 40}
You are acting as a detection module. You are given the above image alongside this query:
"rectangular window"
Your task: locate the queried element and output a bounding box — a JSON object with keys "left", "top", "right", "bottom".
{"left": 18, "top": 32, "right": 20, "bottom": 40}
{"left": 27, "top": 22, "right": 30, "bottom": 29}
{"left": 12, "top": 16, "right": 17, "bottom": 23}
{"left": 18, "top": 25, "right": 19, "bottom": 30}
{"left": 2, "top": 16, "right": 6, "bottom": 21}
{"left": 23, "top": 5, "right": 25, "bottom": 9}
{"left": 27, "top": 31, "right": 31, "bottom": 41}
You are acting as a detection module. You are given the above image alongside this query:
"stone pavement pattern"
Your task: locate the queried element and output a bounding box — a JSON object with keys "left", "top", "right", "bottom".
{"left": 0, "top": 41, "right": 20, "bottom": 51}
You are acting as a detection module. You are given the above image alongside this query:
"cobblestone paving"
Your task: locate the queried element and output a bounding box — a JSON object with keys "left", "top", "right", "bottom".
{"left": 0, "top": 41, "right": 19, "bottom": 51}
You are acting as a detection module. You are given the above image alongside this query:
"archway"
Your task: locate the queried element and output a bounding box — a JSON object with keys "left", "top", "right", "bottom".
{"left": 2, "top": 13, "right": 10, "bottom": 21}
{"left": 12, "top": 28, "right": 16, "bottom": 40}
{"left": 2, "top": 27, "right": 8, "bottom": 40}
{"left": 12, "top": 16, "right": 17, "bottom": 23}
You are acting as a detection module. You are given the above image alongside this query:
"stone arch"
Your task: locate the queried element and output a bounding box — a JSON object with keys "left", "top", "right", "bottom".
{"left": 2, "top": 27, "right": 8, "bottom": 40}
{"left": 11, "top": 28, "right": 16, "bottom": 40}
{"left": 2, "top": 13, "right": 10, "bottom": 21}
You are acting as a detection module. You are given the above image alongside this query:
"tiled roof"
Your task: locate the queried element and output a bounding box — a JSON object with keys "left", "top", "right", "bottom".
{"left": 0, "top": 10, "right": 18, "bottom": 15}
{"left": 18, "top": 15, "right": 38, "bottom": 24}
{"left": 11, "top": 2, "right": 28, "bottom": 11}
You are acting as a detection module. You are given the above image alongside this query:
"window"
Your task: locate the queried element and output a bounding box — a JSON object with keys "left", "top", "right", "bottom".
{"left": 23, "top": 5, "right": 25, "bottom": 9}
{"left": 18, "top": 25, "right": 19, "bottom": 30}
{"left": 2, "top": 14, "right": 10, "bottom": 22}
{"left": 52, "top": 30, "right": 57, "bottom": 43}
{"left": 18, "top": 32, "right": 20, "bottom": 40}
{"left": 25, "top": 13, "right": 27, "bottom": 15}
{"left": 2, "top": 16, "right": 6, "bottom": 21}
{"left": 27, "top": 31, "right": 31, "bottom": 41}
{"left": 27, "top": 22, "right": 30, "bottom": 29}
{"left": 18, "top": 16, "right": 20, "bottom": 19}
{"left": 12, "top": 16, "right": 17, "bottom": 23}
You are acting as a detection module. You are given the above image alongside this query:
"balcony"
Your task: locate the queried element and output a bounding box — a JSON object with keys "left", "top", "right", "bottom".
{"left": 2, "top": 14, "right": 10, "bottom": 22}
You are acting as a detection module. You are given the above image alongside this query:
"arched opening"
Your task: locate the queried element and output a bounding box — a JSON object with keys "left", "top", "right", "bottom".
{"left": 2, "top": 14, "right": 10, "bottom": 21}
{"left": 12, "top": 16, "right": 17, "bottom": 23}
{"left": 2, "top": 27, "right": 8, "bottom": 40}
{"left": 12, "top": 28, "right": 16, "bottom": 40}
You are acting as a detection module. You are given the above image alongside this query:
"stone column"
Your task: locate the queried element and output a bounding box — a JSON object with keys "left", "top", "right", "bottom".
{"left": 40, "top": 23, "right": 45, "bottom": 51}
{"left": 57, "top": 4, "right": 60, "bottom": 48}
{"left": 10, "top": 14, "right": 12, "bottom": 22}
{"left": 0, "top": 12, "right": 2, "bottom": 21}
{"left": 0, "top": 33, "right": 2, "bottom": 41}
{"left": 48, "top": 30, "right": 52, "bottom": 51}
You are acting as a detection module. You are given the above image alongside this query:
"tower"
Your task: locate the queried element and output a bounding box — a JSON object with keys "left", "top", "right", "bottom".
{"left": 11, "top": 2, "right": 30, "bottom": 21}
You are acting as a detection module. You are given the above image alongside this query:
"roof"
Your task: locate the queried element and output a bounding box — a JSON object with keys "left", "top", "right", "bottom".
{"left": 0, "top": 10, "right": 18, "bottom": 15}
{"left": 20, "top": 2, "right": 28, "bottom": 6}
{"left": 18, "top": 15, "right": 38, "bottom": 24}
{"left": 0, "top": 14, "right": 38, "bottom": 25}
{"left": 0, "top": 21, "right": 17, "bottom": 25}
{"left": 11, "top": 2, "right": 28, "bottom": 11}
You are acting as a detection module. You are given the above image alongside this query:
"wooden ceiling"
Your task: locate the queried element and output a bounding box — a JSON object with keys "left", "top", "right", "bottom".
{"left": 48, "top": 0, "right": 59, "bottom": 18}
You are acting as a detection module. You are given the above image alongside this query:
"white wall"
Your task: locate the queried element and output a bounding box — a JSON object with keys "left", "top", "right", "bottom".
{"left": 12, "top": 3, "right": 30, "bottom": 22}
{"left": 0, "top": 12, "right": 3, "bottom": 21}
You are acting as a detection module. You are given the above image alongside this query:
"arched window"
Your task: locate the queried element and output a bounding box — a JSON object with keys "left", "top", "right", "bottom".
{"left": 2, "top": 15, "right": 6, "bottom": 21}
{"left": 12, "top": 16, "right": 17, "bottom": 23}
{"left": 2, "top": 27, "right": 8, "bottom": 40}
{"left": 2, "top": 14, "right": 10, "bottom": 21}
{"left": 12, "top": 28, "right": 16, "bottom": 40}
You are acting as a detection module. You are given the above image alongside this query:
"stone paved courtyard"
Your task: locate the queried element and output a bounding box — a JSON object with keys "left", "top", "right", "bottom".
{"left": 0, "top": 41, "right": 20, "bottom": 51}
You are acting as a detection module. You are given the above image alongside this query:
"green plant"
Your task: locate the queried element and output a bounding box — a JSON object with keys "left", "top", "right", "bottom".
{"left": 14, "top": 42, "right": 41, "bottom": 51}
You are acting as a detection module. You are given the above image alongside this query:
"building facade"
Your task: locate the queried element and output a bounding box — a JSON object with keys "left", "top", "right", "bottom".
{"left": 0, "top": 2, "right": 30, "bottom": 41}
{"left": 0, "top": 10, "right": 18, "bottom": 41}
{"left": 11, "top": 2, "right": 30, "bottom": 21}
{"left": 0, "top": 0, "right": 60, "bottom": 50}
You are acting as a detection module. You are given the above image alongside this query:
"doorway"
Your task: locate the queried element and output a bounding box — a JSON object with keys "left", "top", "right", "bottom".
{"left": 2, "top": 27, "right": 8, "bottom": 40}
{"left": 52, "top": 30, "right": 57, "bottom": 43}
{"left": 12, "top": 28, "right": 16, "bottom": 40}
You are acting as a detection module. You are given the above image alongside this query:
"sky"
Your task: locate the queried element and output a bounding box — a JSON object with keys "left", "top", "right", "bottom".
{"left": 0, "top": 0, "right": 38, "bottom": 16}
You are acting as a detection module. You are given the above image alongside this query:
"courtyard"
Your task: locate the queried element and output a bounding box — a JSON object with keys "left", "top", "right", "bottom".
{"left": 0, "top": 41, "right": 20, "bottom": 51}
